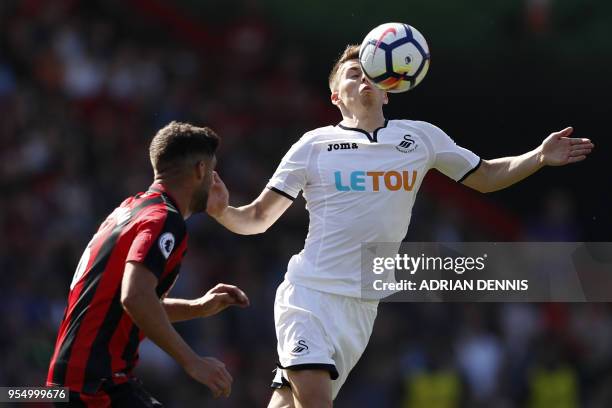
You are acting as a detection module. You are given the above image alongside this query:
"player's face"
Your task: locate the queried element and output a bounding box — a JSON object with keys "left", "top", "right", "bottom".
{"left": 190, "top": 156, "right": 216, "bottom": 213}
{"left": 333, "top": 60, "right": 387, "bottom": 110}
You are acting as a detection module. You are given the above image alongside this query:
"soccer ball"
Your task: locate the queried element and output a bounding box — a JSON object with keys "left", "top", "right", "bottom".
{"left": 359, "top": 22, "right": 430, "bottom": 93}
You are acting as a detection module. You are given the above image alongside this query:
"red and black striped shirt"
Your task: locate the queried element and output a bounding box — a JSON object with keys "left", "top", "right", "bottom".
{"left": 47, "top": 184, "right": 188, "bottom": 393}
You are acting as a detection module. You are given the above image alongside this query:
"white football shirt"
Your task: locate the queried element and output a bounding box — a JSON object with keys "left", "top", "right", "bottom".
{"left": 267, "top": 119, "right": 481, "bottom": 298}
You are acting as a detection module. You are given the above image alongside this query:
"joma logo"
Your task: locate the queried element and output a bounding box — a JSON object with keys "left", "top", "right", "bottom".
{"left": 327, "top": 142, "right": 359, "bottom": 151}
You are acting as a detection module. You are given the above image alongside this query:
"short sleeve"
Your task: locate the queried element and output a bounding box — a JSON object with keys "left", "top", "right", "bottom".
{"left": 421, "top": 122, "right": 481, "bottom": 182}
{"left": 126, "top": 210, "right": 185, "bottom": 278}
{"left": 266, "top": 135, "right": 313, "bottom": 199}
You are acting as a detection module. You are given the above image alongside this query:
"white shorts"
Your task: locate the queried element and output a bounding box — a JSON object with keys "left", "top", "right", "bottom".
{"left": 271, "top": 280, "right": 378, "bottom": 400}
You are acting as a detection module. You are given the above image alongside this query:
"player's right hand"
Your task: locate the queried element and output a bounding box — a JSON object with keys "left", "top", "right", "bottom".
{"left": 206, "top": 171, "right": 229, "bottom": 218}
{"left": 197, "top": 283, "right": 250, "bottom": 317}
{"left": 184, "top": 356, "right": 233, "bottom": 398}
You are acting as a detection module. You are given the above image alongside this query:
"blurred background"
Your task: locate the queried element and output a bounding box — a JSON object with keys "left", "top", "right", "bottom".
{"left": 1, "top": 0, "right": 611, "bottom": 406}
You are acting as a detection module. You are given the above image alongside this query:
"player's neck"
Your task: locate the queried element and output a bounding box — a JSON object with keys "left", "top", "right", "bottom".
{"left": 341, "top": 112, "right": 385, "bottom": 132}
{"left": 340, "top": 111, "right": 386, "bottom": 133}
{"left": 152, "top": 178, "right": 191, "bottom": 219}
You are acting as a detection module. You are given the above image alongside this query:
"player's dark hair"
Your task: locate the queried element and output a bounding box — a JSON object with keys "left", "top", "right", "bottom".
{"left": 328, "top": 44, "right": 360, "bottom": 91}
{"left": 149, "top": 121, "right": 219, "bottom": 172}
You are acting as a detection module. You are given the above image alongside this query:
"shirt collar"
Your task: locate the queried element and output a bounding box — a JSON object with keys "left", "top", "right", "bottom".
{"left": 148, "top": 183, "right": 181, "bottom": 212}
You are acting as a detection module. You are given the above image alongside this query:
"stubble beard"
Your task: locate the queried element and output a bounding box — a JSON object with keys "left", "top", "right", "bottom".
{"left": 190, "top": 183, "right": 210, "bottom": 213}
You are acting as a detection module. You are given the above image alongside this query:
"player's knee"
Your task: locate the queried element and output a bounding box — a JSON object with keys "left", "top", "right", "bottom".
{"left": 286, "top": 369, "right": 332, "bottom": 408}
{"left": 268, "top": 387, "right": 295, "bottom": 408}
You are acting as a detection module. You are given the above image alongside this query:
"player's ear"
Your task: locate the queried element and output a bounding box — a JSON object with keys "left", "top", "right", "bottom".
{"left": 194, "top": 160, "right": 206, "bottom": 181}
{"left": 383, "top": 91, "right": 389, "bottom": 105}
{"left": 331, "top": 89, "right": 340, "bottom": 106}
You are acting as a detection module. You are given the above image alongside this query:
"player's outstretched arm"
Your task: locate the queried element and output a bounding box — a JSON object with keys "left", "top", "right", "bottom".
{"left": 206, "top": 171, "right": 292, "bottom": 234}
{"left": 162, "top": 283, "right": 250, "bottom": 322}
{"left": 462, "top": 127, "right": 594, "bottom": 193}
{"left": 121, "top": 262, "right": 233, "bottom": 398}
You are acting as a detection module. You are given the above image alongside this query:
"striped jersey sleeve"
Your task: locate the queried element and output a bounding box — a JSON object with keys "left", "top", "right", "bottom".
{"left": 126, "top": 207, "right": 186, "bottom": 278}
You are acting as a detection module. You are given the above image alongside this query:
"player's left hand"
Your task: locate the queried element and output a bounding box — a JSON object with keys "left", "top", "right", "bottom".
{"left": 196, "top": 283, "right": 250, "bottom": 317}
{"left": 206, "top": 171, "right": 229, "bottom": 218}
{"left": 539, "top": 127, "right": 594, "bottom": 166}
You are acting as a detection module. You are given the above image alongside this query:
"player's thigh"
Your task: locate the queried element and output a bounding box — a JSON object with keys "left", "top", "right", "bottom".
{"left": 268, "top": 387, "right": 295, "bottom": 408}
{"left": 286, "top": 369, "right": 332, "bottom": 408}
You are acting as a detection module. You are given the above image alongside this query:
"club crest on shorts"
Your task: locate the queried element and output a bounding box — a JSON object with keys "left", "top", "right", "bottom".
{"left": 290, "top": 339, "right": 310, "bottom": 356}
{"left": 158, "top": 232, "right": 175, "bottom": 259}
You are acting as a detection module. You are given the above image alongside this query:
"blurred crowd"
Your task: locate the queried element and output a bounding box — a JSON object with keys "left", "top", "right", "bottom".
{"left": 1, "top": 1, "right": 610, "bottom": 407}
